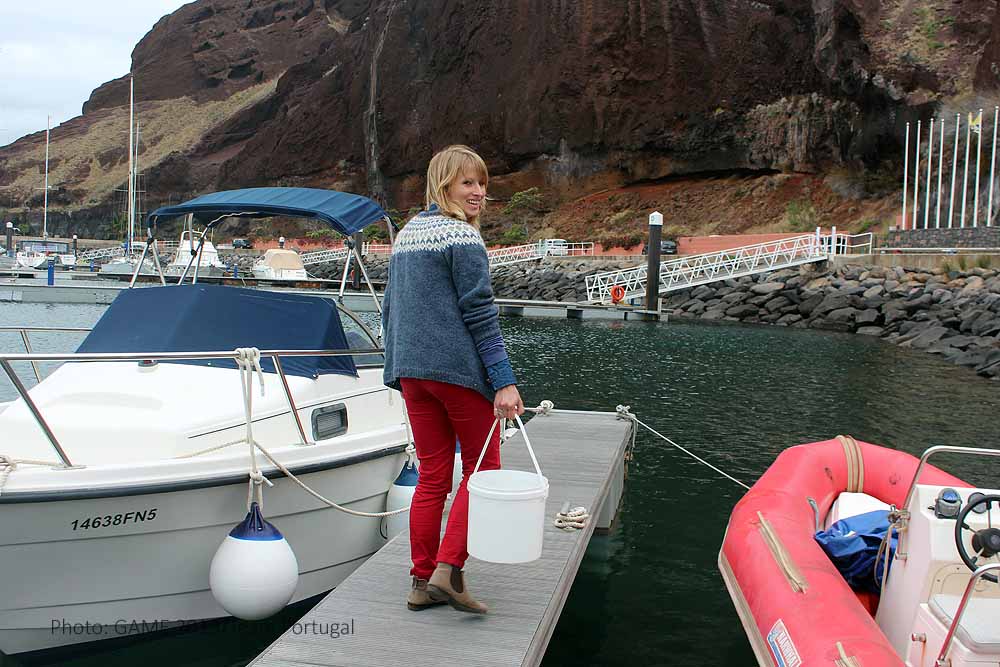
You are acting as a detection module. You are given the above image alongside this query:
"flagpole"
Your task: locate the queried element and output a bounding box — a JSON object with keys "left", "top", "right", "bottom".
{"left": 913, "top": 120, "right": 921, "bottom": 230}
{"left": 43, "top": 115, "right": 50, "bottom": 240}
{"left": 961, "top": 114, "right": 971, "bottom": 228}
{"left": 949, "top": 113, "right": 960, "bottom": 228}
{"left": 936, "top": 117, "right": 945, "bottom": 228}
{"left": 127, "top": 74, "right": 135, "bottom": 254}
{"left": 902, "top": 122, "right": 910, "bottom": 230}
{"left": 989, "top": 106, "right": 999, "bottom": 226}
{"left": 925, "top": 118, "right": 934, "bottom": 229}
{"left": 974, "top": 109, "right": 983, "bottom": 227}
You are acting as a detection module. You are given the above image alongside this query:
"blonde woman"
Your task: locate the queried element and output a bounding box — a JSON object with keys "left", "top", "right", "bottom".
{"left": 382, "top": 145, "right": 524, "bottom": 614}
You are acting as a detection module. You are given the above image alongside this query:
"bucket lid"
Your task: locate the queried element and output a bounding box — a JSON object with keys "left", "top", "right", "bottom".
{"left": 468, "top": 469, "right": 548, "bottom": 500}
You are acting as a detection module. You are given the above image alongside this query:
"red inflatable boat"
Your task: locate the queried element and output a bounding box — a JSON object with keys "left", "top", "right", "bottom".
{"left": 719, "top": 436, "right": 968, "bottom": 666}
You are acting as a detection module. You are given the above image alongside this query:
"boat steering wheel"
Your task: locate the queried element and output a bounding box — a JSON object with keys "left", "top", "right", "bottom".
{"left": 954, "top": 493, "right": 1000, "bottom": 583}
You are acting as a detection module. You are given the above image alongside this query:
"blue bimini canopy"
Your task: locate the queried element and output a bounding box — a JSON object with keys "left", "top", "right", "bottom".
{"left": 77, "top": 285, "right": 358, "bottom": 379}
{"left": 147, "top": 187, "right": 387, "bottom": 237}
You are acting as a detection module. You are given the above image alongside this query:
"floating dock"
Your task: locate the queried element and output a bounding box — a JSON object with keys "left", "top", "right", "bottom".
{"left": 250, "top": 409, "right": 633, "bottom": 667}
{"left": 0, "top": 278, "right": 652, "bottom": 320}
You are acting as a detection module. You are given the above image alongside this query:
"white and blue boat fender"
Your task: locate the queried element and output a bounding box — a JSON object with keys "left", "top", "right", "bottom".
{"left": 209, "top": 502, "right": 299, "bottom": 621}
{"left": 385, "top": 460, "right": 418, "bottom": 538}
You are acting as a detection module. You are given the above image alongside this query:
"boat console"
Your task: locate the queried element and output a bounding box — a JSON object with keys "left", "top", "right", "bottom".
{"left": 872, "top": 447, "right": 1000, "bottom": 667}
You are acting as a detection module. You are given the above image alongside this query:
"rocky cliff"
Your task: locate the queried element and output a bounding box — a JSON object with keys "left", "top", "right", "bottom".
{"left": 0, "top": 0, "right": 997, "bottom": 239}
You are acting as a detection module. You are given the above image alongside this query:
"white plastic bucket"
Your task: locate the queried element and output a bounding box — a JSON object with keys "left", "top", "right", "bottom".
{"left": 466, "top": 415, "right": 549, "bottom": 563}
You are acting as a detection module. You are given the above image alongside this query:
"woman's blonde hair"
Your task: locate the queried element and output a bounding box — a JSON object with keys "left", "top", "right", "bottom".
{"left": 425, "top": 145, "right": 489, "bottom": 224}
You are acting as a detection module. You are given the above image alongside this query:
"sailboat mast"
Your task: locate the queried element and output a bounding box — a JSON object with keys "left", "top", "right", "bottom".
{"left": 43, "top": 115, "right": 50, "bottom": 239}
{"left": 127, "top": 74, "right": 135, "bottom": 250}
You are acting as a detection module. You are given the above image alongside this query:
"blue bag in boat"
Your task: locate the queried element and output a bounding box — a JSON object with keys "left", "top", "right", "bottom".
{"left": 814, "top": 510, "right": 896, "bottom": 594}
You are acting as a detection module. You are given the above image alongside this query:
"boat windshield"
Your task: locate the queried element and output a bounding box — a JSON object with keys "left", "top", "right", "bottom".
{"left": 337, "top": 306, "right": 383, "bottom": 367}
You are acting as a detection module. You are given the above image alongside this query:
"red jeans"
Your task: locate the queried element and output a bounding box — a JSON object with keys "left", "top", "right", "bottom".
{"left": 400, "top": 378, "right": 501, "bottom": 579}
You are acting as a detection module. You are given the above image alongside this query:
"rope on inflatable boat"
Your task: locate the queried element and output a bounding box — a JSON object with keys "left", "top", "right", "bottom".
{"left": 875, "top": 508, "right": 904, "bottom": 593}
{"left": 615, "top": 405, "right": 751, "bottom": 491}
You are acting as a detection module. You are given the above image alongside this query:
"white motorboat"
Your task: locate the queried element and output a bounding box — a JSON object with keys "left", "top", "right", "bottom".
{"left": 99, "top": 248, "right": 161, "bottom": 277}
{"left": 253, "top": 248, "right": 309, "bottom": 280}
{"left": 15, "top": 239, "right": 77, "bottom": 270}
{"left": 99, "top": 255, "right": 157, "bottom": 276}
{"left": 0, "top": 187, "right": 401, "bottom": 655}
{"left": 163, "top": 231, "right": 229, "bottom": 278}
{"left": 0, "top": 284, "right": 407, "bottom": 654}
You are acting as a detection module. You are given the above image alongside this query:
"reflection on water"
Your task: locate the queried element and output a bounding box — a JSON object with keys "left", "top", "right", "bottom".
{"left": 505, "top": 316, "right": 1000, "bottom": 667}
{"left": 1, "top": 303, "right": 998, "bottom": 666}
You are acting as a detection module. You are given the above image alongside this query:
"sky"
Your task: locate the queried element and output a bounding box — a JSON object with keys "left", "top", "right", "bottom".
{"left": 0, "top": 1, "right": 190, "bottom": 147}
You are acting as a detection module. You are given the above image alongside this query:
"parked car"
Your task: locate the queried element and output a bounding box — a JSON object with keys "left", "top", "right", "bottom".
{"left": 233, "top": 238, "right": 254, "bottom": 249}
{"left": 539, "top": 238, "right": 568, "bottom": 256}
{"left": 642, "top": 239, "right": 677, "bottom": 255}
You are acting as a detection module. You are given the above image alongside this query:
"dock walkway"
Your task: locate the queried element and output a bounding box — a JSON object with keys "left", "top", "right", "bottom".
{"left": 250, "top": 409, "right": 634, "bottom": 667}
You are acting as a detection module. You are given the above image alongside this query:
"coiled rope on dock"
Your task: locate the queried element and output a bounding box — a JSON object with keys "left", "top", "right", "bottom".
{"left": 615, "top": 405, "right": 751, "bottom": 491}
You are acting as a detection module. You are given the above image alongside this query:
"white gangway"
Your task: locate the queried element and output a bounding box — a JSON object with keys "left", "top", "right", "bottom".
{"left": 585, "top": 231, "right": 872, "bottom": 304}
{"left": 77, "top": 246, "right": 125, "bottom": 262}
{"left": 488, "top": 243, "right": 547, "bottom": 267}
{"left": 300, "top": 247, "right": 351, "bottom": 267}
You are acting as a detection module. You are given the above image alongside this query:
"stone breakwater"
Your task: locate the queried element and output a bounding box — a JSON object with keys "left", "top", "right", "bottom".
{"left": 489, "top": 259, "right": 637, "bottom": 302}
{"left": 268, "top": 252, "right": 1000, "bottom": 380}
{"left": 306, "top": 256, "right": 634, "bottom": 301}
{"left": 663, "top": 263, "right": 1000, "bottom": 380}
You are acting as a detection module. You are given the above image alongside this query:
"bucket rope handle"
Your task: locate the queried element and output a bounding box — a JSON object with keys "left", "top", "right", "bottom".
{"left": 471, "top": 414, "right": 544, "bottom": 480}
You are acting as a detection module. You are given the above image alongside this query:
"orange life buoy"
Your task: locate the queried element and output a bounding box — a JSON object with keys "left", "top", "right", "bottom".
{"left": 610, "top": 285, "right": 626, "bottom": 303}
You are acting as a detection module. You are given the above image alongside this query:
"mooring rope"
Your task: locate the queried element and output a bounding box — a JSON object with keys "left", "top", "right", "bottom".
{"left": 615, "top": 405, "right": 751, "bottom": 491}
{"left": 235, "top": 347, "right": 269, "bottom": 511}
{"left": 225, "top": 349, "right": 558, "bottom": 520}
{"left": 0, "top": 454, "right": 64, "bottom": 497}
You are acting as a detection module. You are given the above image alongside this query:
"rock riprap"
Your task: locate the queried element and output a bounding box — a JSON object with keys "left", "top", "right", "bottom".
{"left": 664, "top": 263, "right": 1000, "bottom": 380}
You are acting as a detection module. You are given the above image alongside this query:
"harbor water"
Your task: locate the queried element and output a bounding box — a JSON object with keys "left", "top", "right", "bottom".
{"left": 1, "top": 301, "right": 999, "bottom": 666}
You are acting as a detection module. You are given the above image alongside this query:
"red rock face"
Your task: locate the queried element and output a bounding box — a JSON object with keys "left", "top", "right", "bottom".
{"left": 3, "top": 0, "right": 998, "bottom": 229}
{"left": 218, "top": 0, "right": 829, "bottom": 203}
{"left": 84, "top": 0, "right": 353, "bottom": 112}
{"left": 207, "top": 0, "right": 1000, "bottom": 207}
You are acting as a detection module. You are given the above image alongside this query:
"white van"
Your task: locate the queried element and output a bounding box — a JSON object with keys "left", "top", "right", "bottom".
{"left": 539, "top": 238, "right": 568, "bottom": 256}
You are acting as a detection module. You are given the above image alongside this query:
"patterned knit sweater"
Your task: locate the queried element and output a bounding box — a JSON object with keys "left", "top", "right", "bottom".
{"left": 381, "top": 207, "right": 516, "bottom": 400}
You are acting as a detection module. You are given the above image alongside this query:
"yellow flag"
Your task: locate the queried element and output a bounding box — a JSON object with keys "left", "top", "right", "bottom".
{"left": 969, "top": 110, "right": 983, "bottom": 135}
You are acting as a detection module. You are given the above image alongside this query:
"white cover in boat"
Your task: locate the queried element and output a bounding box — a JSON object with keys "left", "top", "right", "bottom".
{"left": 824, "top": 491, "right": 892, "bottom": 529}
{"left": 260, "top": 248, "right": 305, "bottom": 270}
{"left": 930, "top": 594, "right": 1000, "bottom": 653}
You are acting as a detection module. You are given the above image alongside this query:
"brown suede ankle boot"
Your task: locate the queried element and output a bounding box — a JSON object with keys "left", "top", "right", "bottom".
{"left": 407, "top": 576, "right": 447, "bottom": 611}
{"left": 427, "top": 563, "right": 488, "bottom": 614}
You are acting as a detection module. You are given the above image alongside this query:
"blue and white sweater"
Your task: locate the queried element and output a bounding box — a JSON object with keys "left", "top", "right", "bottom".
{"left": 381, "top": 207, "right": 517, "bottom": 400}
